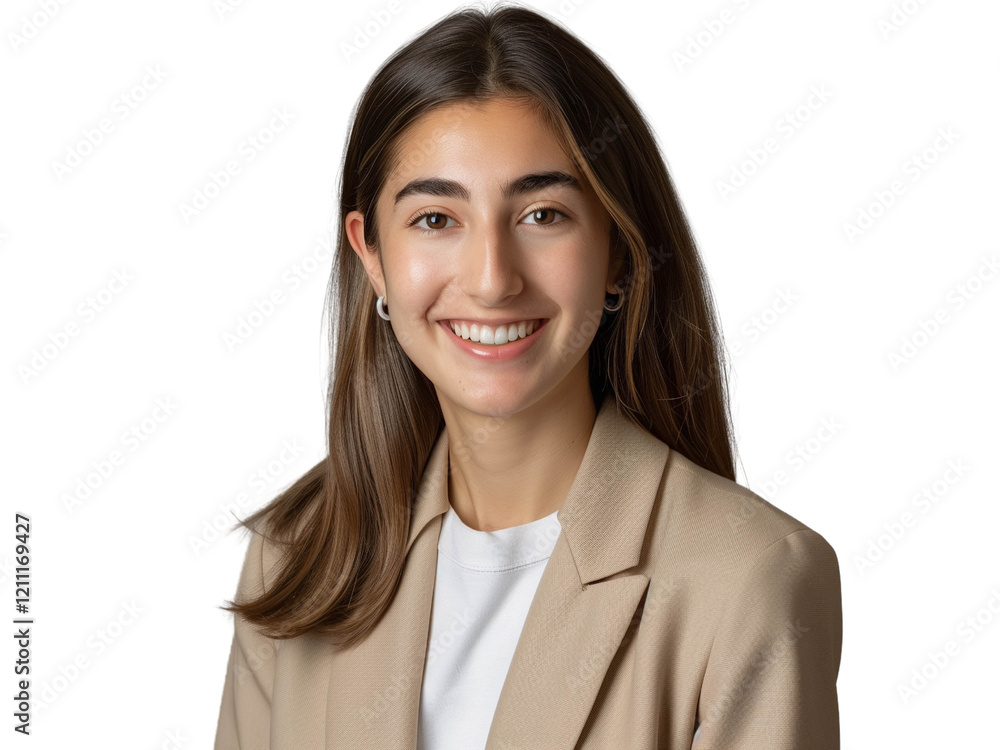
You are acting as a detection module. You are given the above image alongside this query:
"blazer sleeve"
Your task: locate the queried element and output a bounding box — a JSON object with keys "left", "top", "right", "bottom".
{"left": 692, "top": 528, "right": 843, "bottom": 749}
{"left": 214, "top": 529, "right": 277, "bottom": 750}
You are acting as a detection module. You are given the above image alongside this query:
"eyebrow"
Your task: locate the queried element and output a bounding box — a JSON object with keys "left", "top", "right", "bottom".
{"left": 392, "top": 170, "right": 583, "bottom": 206}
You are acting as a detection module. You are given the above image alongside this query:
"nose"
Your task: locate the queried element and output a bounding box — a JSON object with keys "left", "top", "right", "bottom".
{"left": 458, "top": 220, "right": 524, "bottom": 305}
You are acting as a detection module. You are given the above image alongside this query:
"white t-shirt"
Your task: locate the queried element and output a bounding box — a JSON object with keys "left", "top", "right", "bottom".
{"left": 416, "top": 503, "right": 562, "bottom": 750}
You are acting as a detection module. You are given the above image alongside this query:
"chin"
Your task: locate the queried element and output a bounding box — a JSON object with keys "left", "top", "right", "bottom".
{"left": 442, "top": 385, "right": 540, "bottom": 420}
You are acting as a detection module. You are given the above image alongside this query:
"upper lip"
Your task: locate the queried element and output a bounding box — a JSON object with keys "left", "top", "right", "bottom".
{"left": 441, "top": 317, "right": 545, "bottom": 327}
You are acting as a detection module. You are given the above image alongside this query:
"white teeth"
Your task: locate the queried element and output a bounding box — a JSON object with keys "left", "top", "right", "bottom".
{"left": 449, "top": 319, "right": 539, "bottom": 345}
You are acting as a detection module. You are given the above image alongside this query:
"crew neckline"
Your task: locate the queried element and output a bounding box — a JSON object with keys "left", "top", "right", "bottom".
{"left": 438, "top": 504, "right": 562, "bottom": 572}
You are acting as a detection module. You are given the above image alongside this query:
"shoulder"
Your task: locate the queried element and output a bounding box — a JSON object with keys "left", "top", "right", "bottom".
{"left": 649, "top": 447, "right": 840, "bottom": 598}
{"left": 656, "top": 455, "right": 845, "bottom": 746}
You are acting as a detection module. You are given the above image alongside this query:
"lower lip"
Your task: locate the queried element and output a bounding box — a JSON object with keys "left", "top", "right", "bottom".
{"left": 439, "top": 319, "right": 548, "bottom": 362}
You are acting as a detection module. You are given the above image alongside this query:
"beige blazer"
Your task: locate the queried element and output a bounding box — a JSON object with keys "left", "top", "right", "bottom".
{"left": 214, "top": 393, "right": 843, "bottom": 749}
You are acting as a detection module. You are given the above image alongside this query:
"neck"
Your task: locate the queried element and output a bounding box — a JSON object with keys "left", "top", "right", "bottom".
{"left": 441, "top": 377, "right": 598, "bottom": 532}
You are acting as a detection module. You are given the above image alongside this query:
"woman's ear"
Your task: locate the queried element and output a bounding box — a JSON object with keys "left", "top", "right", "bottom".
{"left": 607, "top": 226, "right": 627, "bottom": 291}
{"left": 345, "top": 209, "right": 385, "bottom": 295}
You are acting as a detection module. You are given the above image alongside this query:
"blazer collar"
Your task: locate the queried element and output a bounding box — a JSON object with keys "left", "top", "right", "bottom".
{"left": 311, "top": 391, "right": 671, "bottom": 750}
{"left": 405, "top": 391, "right": 670, "bottom": 585}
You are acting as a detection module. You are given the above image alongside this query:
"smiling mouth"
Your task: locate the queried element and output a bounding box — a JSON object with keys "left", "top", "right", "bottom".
{"left": 442, "top": 318, "right": 547, "bottom": 346}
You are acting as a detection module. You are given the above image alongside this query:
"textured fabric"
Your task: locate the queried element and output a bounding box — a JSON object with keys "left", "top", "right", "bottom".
{"left": 416, "top": 505, "right": 561, "bottom": 750}
{"left": 213, "top": 391, "right": 843, "bottom": 749}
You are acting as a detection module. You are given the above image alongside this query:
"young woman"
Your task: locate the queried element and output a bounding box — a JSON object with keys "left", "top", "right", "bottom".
{"left": 213, "top": 5, "right": 842, "bottom": 749}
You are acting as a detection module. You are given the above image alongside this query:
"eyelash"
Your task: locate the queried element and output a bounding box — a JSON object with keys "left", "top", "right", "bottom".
{"left": 407, "top": 205, "right": 567, "bottom": 235}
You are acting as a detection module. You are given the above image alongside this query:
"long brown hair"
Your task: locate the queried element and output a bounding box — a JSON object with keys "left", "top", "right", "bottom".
{"left": 223, "top": 2, "right": 737, "bottom": 649}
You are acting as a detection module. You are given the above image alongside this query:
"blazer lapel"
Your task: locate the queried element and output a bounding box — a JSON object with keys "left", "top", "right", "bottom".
{"left": 317, "top": 392, "right": 670, "bottom": 750}
{"left": 484, "top": 394, "right": 670, "bottom": 749}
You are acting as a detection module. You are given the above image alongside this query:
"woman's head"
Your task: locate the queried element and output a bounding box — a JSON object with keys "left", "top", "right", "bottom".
{"left": 334, "top": 4, "right": 733, "bottom": 466}
{"left": 230, "top": 3, "right": 736, "bottom": 647}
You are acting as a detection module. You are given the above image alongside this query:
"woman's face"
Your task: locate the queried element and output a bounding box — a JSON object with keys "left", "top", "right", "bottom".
{"left": 346, "top": 96, "right": 615, "bottom": 420}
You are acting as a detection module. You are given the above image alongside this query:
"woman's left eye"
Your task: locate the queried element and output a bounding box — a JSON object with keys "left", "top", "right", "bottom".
{"left": 522, "top": 206, "right": 567, "bottom": 226}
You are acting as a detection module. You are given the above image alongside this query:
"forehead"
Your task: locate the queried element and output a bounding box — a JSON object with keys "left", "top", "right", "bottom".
{"left": 385, "top": 97, "right": 580, "bottom": 189}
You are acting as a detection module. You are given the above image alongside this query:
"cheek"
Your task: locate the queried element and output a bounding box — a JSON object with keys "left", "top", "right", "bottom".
{"left": 538, "top": 238, "right": 607, "bottom": 311}
{"left": 384, "top": 235, "right": 430, "bottom": 277}
{"left": 381, "top": 244, "right": 447, "bottom": 319}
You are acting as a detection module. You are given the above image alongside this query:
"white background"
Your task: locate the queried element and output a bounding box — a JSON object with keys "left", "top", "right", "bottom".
{"left": 2, "top": 0, "right": 998, "bottom": 747}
